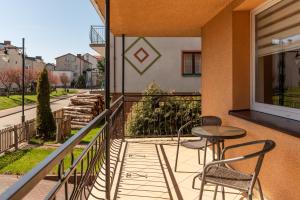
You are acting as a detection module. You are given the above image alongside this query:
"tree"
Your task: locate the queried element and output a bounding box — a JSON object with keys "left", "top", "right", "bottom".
{"left": 59, "top": 73, "right": 69, "bottom": 91}
{"left": 97, "top": 59, "right": 105, "bottom": 89}
{"left": 0, "top": 69, "right": 15, "bottom": 96}
{"left": 76, "top": 75, "right": 86, "bottom": 88}
{"left": 97, "top": 59, "right": 105, "bottom": 74}
{"left": 48, "top": 71, "right": 59, "bottom": 87}
{"left": 10, "top": 68, "right": 22, "bottom": 91}
{"left": 25, "top": 68, "right": 40, "bottom": 93}
{"left": 36, "top": 68, "right": 56, "bottom": 139}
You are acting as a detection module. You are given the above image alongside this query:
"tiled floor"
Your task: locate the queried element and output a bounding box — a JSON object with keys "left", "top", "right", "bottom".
{"left": 93, "top": 138, "right": 250, "bottom": 200}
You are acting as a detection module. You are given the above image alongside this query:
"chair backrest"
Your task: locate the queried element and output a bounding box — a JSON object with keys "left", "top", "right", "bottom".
{"left": 178, "top": 116, "right": 222, "bottom": 136}
{"left": 201, "top": 116, "right": 222, "bottom": 126}
{"left": 253, "top": 140, "right": 276, "bottom": 176}
{"left": 240, "top": 140, "right": 276, "bottom": 190}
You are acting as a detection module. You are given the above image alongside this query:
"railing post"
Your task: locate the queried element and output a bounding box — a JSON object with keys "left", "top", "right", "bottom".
{"left": 14, "top": 125, "right": 18, "bottom": 150}
{"left": 122, "top": 34, "right": 125, "bottom": 139}
{"left": 105, "top": 0, "right": 111, "bottom": 199}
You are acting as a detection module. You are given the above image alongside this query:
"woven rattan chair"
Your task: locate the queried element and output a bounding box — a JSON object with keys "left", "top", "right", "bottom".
{"left": 194, "top": 140, "right": 275, "bottom": 200}
{"left": 174, "top": 116, "right": 222, "bottom": 171}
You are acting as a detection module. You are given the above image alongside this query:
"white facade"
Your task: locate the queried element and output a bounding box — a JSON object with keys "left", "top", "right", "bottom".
{"left": 109, "top": 36, "right": 201, "bottom": 93}
{"left": 55, "top": 53, "right": 91, "bottom": 81}
{"left": 0, "top": 47, "right": 22, "bottom": 70}
{"left": 83, "top": 53, "right": 98, "bottom": 69}
{"left": 83, "top": 53, "right": 100, "bottom": 87}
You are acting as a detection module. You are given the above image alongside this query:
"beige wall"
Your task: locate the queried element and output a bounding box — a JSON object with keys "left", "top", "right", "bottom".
{"left": 0, "top": 48, "right": 22, "bottom": 70}
{"left": 201, "top": 1, "right": 300, "bottom": 200}
{"left": 56, "top": 54, "right": 90, "bottom": 80}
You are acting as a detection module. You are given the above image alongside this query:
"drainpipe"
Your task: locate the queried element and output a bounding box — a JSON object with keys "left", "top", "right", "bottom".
{"left": 113, "top": 36, "right": 116, "bottom": 93}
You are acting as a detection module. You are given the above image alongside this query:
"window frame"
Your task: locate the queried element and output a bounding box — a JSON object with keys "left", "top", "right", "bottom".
{"left": 181, "top": 51, "right": 201, "bottom": 76}
{"left": 251, "top": 0, "right": 300, "bottom": 121}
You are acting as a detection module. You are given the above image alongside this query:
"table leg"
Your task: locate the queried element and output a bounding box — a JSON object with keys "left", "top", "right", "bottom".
{"left": 212, "top": 142, "right": 215, "bottom": 161}
{"left": 217, "top": 141, "right": 221, "bottom": 161}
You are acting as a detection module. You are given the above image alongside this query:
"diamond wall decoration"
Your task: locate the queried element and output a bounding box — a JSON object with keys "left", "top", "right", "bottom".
{"left": 134, "top": 48, "right": 149, "bottom": 63}
{"left": 125, "top": 37, "right": 161, "bottom": 75}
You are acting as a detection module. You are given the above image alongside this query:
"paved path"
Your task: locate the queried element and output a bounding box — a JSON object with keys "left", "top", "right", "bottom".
{"left": 0, "top": 90, "right": 88, "bottom": 129}
{"left": 0, "top": 175, "right": 67, "bottom": 199}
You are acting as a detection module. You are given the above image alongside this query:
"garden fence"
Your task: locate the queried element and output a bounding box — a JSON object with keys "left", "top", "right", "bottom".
{"left": 0, "top": 109, "right": 68, "bottom": 154}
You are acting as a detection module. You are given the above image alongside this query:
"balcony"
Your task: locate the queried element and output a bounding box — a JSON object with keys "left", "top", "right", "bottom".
{"left": 89, "top": 25, "right": 105, "bottom": 56}
{"left": 0, "top": 94, "right": 255, "bottom": 200}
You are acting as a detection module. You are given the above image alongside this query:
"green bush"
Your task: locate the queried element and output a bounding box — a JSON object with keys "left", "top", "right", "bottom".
{"left": 36, "top": 68, "right": 56, "bottom": 139}
{"left": 126, "top": 83, "right": 201, "bottom": 136}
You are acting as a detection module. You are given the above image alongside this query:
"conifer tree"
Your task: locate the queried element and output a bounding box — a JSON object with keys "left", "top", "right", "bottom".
{"left": 36, "top": 68, "right": 56, "bottom": 139}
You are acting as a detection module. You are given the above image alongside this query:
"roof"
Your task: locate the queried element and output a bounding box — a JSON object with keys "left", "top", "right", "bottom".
{"left": 55, "top": 53, "right": 92, "bottom": 64}
{"left": 25, "top": 56, "right": 36, "bottom": 61}
{"left": 46, "top": 63, "right": 56, "bottom": 66}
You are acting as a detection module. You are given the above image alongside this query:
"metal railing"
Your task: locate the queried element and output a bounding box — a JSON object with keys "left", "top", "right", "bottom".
{"left": 0, "top": 94, "right": 201, "bottom": 199}
{"left": 0, "top": 96, "right": 124, "bottom": 200}
{"left": 90, "top": 25, "right": 105, "bottom": 45}
{"left": 124, "top": 94, "right": 201, "bottom": 137}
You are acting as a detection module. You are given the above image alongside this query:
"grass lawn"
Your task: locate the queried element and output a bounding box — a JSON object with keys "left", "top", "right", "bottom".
{"left": 71, "top": 126, "right": 102, "bottom": 144}
{"left": 0, "top": 89, "right": 78, "bottom": 110}
{"left": 0, "top": 147, "right": 85, "bottom": 175}
{"left": 0, "top": 125, "right": 104, "bottom": 175}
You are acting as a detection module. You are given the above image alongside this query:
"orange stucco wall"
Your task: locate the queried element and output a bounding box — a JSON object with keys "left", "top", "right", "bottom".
{"left": 202, "top": 2, "right": 300, "bottom": 200}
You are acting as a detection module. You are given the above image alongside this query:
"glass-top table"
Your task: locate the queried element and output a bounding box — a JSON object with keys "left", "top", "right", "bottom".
{"left": 192, "top": 125, "right": 246, "bottom": 160}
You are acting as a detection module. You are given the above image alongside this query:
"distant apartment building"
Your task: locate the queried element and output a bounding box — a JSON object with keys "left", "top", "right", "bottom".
{"left": 0, "top": 41, "right": 22, "bottom": 70}
{"left": 83, "top": 53, "right": 102, "bottom": 87}
{"left": 45, "top": 63, "right": 56, "bottom": 71}
{"left": 25, "top": 56, "right": 45, "bottom": 71}
{"left": 0, "top": 41, "right": 45, "bottom": 71}
{"left": 55, "top": 53, "right": 91, "bottom": 81}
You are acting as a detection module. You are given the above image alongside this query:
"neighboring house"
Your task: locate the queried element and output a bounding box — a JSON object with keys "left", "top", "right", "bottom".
{"left": 83, "top": 53, "right": 101, "bottom": 87}
{"left": 83, "top": 53, "right": 98, "bottom": 69}
{"left": 0, "top": 41, "right": 22, "bottom": 70}
{"left": 0, "top": 41, "right": 45, "bottom": 91}
{"left": 25, "top": 56, "right": 45, "bottom": 71}
{"left": 45, "top": 63, "right": 56, "bottom": 71}
{"left": 90, "top": 29, "right": 201, "bottom": 94}
{"left": 0, "top": 41, "right": 45, "bottom": 71}
{"left": 55, "top": 53, "right": 91, "bottom": 81}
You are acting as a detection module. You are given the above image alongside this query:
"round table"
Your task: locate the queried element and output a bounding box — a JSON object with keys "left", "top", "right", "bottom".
{"left": 192, "top": 125, "right": 246, "bottom": 160}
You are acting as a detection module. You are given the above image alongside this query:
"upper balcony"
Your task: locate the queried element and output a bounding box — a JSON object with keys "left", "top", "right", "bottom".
{"left": 89, "top": 25, "right": 105, "bottom": 56}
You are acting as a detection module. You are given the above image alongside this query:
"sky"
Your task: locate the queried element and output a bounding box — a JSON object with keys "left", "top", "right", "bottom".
{"left": 0, "top": 0, "right": 102, "bottom": 63}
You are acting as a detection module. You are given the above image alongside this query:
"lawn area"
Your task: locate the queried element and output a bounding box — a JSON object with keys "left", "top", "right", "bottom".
{"left": 71, "top": 125, "right": 102, "bottom": 144}
{"left": 0, "top": 125, "right": 103, "bottom": 175}
{"left": 0, "top": 147, "right": 85, "bottom": 175}
{"left": 0, "top": 89, "right": 78, "bottom": 110}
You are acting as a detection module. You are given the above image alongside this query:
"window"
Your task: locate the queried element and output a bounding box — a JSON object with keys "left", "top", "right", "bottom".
{"left": 252, "top": 0, "right": 300, "bottom": 120}
{"left": 182, "top": 51, "right": 201, "bottom": 76}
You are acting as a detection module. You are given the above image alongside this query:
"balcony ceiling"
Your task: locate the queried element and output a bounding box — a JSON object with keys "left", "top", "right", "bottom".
{"left": 94, "top": 0, "right": 236, "bottom": 36}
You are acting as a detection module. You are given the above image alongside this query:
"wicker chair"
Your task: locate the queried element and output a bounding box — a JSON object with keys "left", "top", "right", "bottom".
{"left": 194, "top": 140, "right": 276, "bottom": 200}
{"left": 174, "top": 116, "right": 222, "bottom": 172}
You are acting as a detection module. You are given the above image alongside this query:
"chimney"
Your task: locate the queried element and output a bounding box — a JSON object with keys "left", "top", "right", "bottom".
{"left": 4, "top": 41, "right": 11, "bottom": 45}
{"left": 36, "top": 56, "right": 42, "bottom": 60}
{"left": 77, "top": 54, "right": 82, "bottom": 58}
